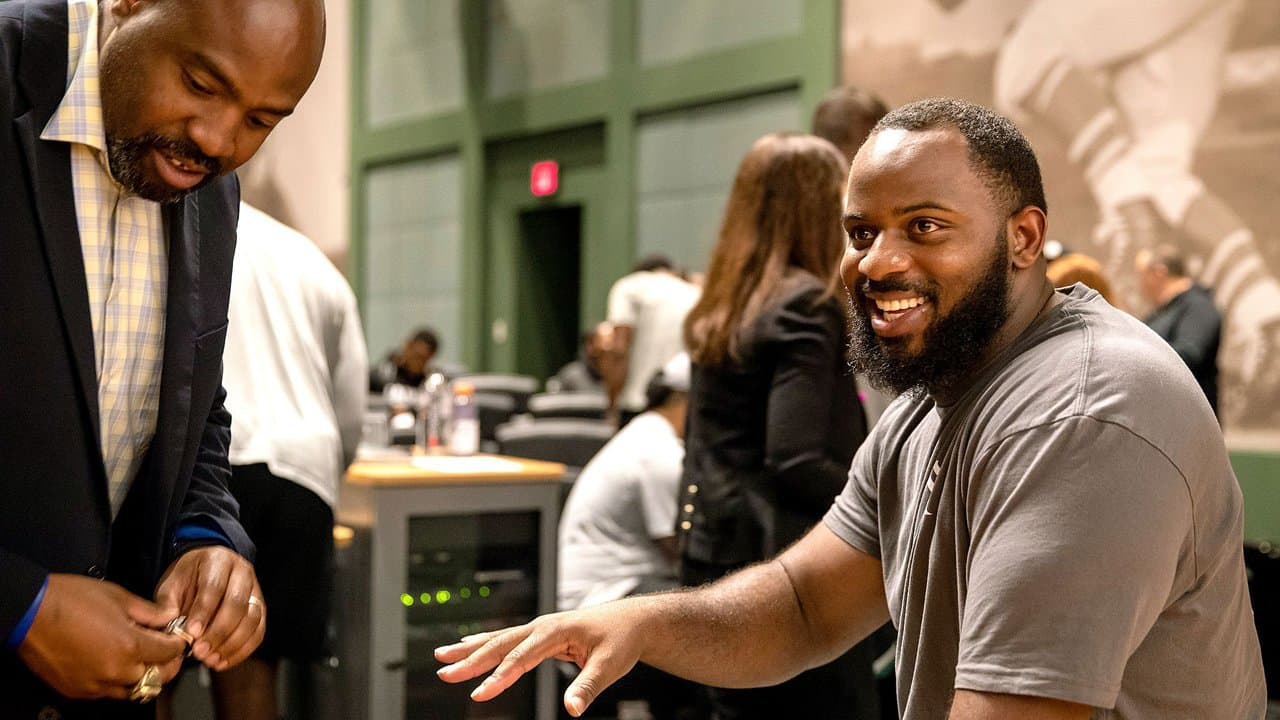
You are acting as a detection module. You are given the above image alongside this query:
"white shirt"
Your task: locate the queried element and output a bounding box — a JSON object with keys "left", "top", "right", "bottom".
{"left": 223, "top": 204, "right": 368, "bottom": 508}
{"left": 606, "top": 271, "right": 701, "bottom": 411}
{"left": 557, "top": 412, "right": 683, "bottom": 611}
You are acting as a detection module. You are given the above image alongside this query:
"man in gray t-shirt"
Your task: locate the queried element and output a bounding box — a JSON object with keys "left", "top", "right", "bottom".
{"left": 434, "top": 99, "right": 1264, "bottom": 720}
{"left": 826, "top": 282, "right": 1263, "bottom": 717}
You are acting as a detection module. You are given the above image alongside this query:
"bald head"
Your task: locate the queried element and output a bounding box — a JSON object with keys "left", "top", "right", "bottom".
{"left": 118, "top": 0, "right": 326, "bottom": 96}
{"left": 99, "top": 0, "right": 326, "bottom": 202}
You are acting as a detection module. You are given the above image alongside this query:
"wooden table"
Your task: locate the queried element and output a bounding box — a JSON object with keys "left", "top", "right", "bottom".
{"left": 345, "top": 452, "right": 566, "bottom": 486}
{"left": 336, "top": 452, "right": 565, "bottom": 720}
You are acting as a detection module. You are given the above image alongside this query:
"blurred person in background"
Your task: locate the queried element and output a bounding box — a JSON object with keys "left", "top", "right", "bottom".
{"left": 605, "top": 255, "right": 701, "bottom": 423}
{"left": 546, "top": 322, "right": 614, "bottom": 394}
{"left": 811, "top": 85, "right": 890, "bottom": 163}
{"left": 676, "top": 133, "right": 878, "bottom": 720}
{"left": 1136, "top": 244, "right": 1221, "bottom": 415}
{"left": 368, "top": 327, "right": 440, "bottom": 393}
{"left": 812, "top": 85, "right": 894, "bottom": 427}
{"left": 559, "top": 353, "right": 690, "bottom": 613}
{"left": 198, "top": 204, "right": 367, "bottom": 720}
{"left": 556, "top": 353, "right": 697, "bottom": 718}
{"left": 555, "top": 354, "right": 700, "bottom": 719}
{"left": 1046, "top": 252, "right": 1120, "bottom": 308}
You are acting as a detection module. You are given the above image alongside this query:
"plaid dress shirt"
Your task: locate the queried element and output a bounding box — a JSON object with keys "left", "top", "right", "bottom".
{"left": 40, "top": 0, "right": 167, "bottom": 516}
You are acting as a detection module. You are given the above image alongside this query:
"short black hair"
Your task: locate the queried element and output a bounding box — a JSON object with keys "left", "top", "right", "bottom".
{"left": 872, "top": 98, "right": 1046, "bottom": 216}
{"left": 632, "top": 254, "right": 675, "bottom": 274}
{"left": 410, "top": 327, "right": 440, "bottom": 353}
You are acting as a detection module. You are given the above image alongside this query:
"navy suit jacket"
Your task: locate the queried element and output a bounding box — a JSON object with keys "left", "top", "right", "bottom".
{"left": 1, "top": 0, "right": 252, "bottom": 713}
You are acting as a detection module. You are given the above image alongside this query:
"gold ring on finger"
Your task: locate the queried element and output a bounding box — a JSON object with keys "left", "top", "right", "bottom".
{"left": 129, "top": 664, "right": 162, "bottom": 703}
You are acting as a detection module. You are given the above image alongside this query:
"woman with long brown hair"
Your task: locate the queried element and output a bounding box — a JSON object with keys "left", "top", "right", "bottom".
{"left": 677, "top": 133, "right": 878, "bottom": 719}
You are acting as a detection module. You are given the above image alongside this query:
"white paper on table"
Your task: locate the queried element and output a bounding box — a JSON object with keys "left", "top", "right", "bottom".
{"left": 409, "top": 455, "right": 525, "bottom": 474}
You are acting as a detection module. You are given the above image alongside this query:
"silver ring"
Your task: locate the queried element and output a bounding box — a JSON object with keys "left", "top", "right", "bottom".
{"left": 129, "top": 664, "right": 162, "bottom": 703}
{"left": 165, "top": 615, "right": 196, "bottom": 647}
{"left": 247, "top": 594, "right": 262, "bottom": 608}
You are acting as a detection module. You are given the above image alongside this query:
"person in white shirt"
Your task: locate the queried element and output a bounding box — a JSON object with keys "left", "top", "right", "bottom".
{"left": 605, "top": 256, "right": 701, "bottom": 420}
{"left": 215, "top": 204, "right": 368, "bottom": 720}
{"left": 558, "top": 354, "right": 690, "bottom": 612}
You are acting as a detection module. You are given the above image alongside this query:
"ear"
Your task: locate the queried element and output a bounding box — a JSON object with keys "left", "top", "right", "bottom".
{"left": 1007, "top": 205, "right": 1047, "bottom": 270}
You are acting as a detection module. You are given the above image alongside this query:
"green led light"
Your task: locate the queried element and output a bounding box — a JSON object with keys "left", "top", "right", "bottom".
{"left": 419, "top": 593, "right": 432, "bottom": 605}
{"left": 459, "top": 587, "right": 472, "bottom": 599}
{"left": 478, "top": 586, "right": 491, "bottom": 598}
{"left": 399, "top": 593, "right": 414, "bottom": 607}
{"left": 436, "top": 589, "right": 452, "bottom": 604}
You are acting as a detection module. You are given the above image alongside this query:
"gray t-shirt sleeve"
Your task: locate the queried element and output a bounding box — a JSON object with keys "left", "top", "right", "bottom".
{"left": 823, "top": 439, "right": 881, "bottom": 559}
{"left": 954, "top": 415, "right": 1191, "bottom": 709}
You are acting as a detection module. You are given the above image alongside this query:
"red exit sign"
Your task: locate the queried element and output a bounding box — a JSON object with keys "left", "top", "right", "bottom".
{"left": 530, "top": 160, "right": 559, "bottom": 197}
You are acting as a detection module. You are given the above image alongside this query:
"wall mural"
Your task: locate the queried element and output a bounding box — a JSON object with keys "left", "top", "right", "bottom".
{"left": 842, "top": 0, "right": 1280, "bottom": 441}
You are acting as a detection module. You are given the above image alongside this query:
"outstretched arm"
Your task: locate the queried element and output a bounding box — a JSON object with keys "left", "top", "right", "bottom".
{"left": 436, "top": 524, "right": 887, "bottom": 716}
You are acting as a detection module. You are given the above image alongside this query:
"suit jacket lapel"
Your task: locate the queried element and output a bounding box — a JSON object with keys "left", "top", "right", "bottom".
{"left": 12, "top": 0, "right": 103, "bottom": 454}
{"left": 150, "top": 196, "right": 199, "bottom": 495}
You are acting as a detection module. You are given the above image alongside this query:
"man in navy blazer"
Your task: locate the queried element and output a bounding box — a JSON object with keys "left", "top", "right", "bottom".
{"left": 0, "top": 0, "right": 325, "bottom": 715}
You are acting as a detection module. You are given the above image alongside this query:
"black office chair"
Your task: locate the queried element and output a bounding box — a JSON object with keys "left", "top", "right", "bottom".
{"left": 527, "top": 391, "right": 607, "bottom": 420}
{"left": 474, "top": 392, "right": 518, "bottom": 452}
{"left": 494, "top": 418, "right": 614, "bottom": 469}
{"left": 454, "top": 373, "right": 539, "bottom": 414}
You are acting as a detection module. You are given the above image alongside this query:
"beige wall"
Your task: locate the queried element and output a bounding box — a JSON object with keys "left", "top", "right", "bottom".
{"left": 239, "top": 0, "right": 352, "bottom": 271}
{"left": 841, "top": 0, "right": 1280, "bottom": 439}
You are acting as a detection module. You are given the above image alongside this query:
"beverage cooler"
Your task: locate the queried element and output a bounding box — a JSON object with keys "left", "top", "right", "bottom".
{"left": 334, "top": 460, "right": 564, "bottom": 720}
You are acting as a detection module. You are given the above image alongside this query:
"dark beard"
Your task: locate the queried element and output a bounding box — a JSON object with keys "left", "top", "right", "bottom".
{"left": 106, "top": 132, "right": 221, "bottom": 204}
{"left": 847, "top": 233, "right": 1012, "bottom": 397}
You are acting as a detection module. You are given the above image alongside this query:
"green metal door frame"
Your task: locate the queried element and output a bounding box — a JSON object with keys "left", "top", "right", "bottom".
{"left": 350, "top": 0, "right": 843, "bottom": 371}
{"left": 486, "top": 162, "right": 609, "bottom": 373}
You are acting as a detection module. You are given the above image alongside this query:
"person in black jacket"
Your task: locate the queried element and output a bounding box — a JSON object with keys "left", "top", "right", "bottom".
{"left": 1136, "top": 245, "right": 1222, "bottom": 414}
{"left": 0, "top": 0, "right": 324, "bottom": 716}
{"left": 675, "top": 133, "right": 878, "bottom": 719}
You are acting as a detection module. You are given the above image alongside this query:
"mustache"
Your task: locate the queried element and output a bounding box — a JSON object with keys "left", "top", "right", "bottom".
{"left": 146, "top": 134, "right": 222, "bottom": 176}
{"left": 855, "top": 277, "right": 938, "bottom": 300}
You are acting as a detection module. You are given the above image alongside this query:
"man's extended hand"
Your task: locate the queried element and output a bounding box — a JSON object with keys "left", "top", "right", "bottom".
{"left": 154, "top": 546, "right": 265, "bottom": 671}
{"left": 16, "top": 574, "right": 188, "bottom": 700}
{"left": 435, "top": 603, "right": 648, "bottom": 717}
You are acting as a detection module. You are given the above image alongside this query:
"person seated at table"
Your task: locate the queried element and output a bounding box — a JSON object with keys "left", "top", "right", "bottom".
{"left": 558, "top": 353, "right": 690, "bottom": 612}
{"left": 369, "top": 327, "right": 441, "bottom": 392}
{"left": 556, "top": 353, "right": 698, "bottom": 719}
{"left": 546, "top": 322, "right": 614, "bottom": 394}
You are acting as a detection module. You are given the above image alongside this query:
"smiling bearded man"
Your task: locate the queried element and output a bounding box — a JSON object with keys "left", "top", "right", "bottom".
{"left": 431, "top": 98, "right": 1265, "bottom": 720}
{"left": 847, "top": 224, "right": 1010, "bottom": 398}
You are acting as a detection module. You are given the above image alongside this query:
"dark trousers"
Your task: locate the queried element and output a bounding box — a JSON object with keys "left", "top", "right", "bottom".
{"left": 680, "top": 557, "right": 882, "bottom": 720}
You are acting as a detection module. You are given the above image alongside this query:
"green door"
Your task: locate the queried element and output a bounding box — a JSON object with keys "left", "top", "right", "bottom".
{"left": 484, "top": 125, "right": 626, "bottom": 379}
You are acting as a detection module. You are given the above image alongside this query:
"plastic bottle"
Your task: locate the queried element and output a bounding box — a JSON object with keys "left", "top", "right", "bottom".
{"left": 417, "top": 372, "right": 448, "bottom": 453}
{"left": 448, "top": 381, "right": 480, "bottom": 456}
